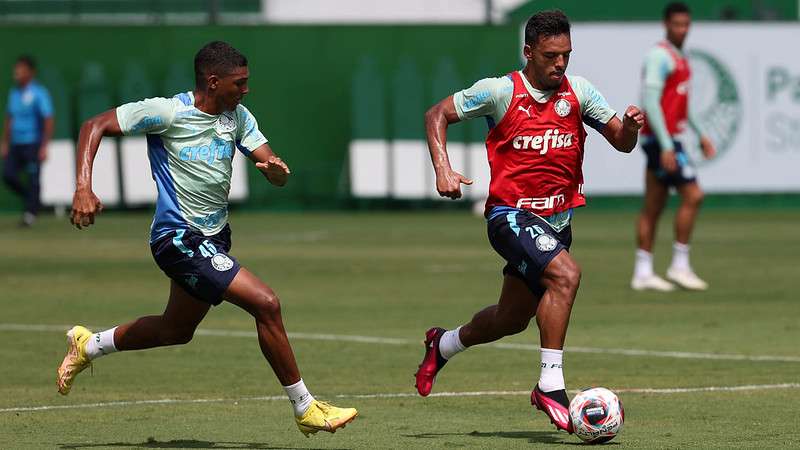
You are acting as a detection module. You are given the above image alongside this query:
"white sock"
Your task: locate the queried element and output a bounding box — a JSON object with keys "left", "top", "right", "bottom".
{"left": 283, "top": 379, "right": 315, "bottom": 417}
{"left": 84, "top": 327, "right": 118, "bottom": 360}
{"left": 634, "top": 249, "right": 654, "bottom": 278}
{"left": 439, "top": 326, "right": 466, "bottom": 360}
{"left": 538, "top": 348, "right": 565, "bottom": 392}
{"left": 670, "top": 242, "right": 691, "bottom": 271}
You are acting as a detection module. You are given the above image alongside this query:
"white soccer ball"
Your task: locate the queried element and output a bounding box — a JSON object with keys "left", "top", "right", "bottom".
{"left": 569, "top": 387, "right": 624, "bottom": 444}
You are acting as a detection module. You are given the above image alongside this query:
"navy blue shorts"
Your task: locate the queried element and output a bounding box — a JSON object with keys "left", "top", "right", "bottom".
{"left": 487, "top": 209, "right": 572, "bottom": 298}
{"left": 642, "top": 139, "right": 697, "bottom": 186}
{"left": 150, "top": 224, "right": 241, "bottom": 305}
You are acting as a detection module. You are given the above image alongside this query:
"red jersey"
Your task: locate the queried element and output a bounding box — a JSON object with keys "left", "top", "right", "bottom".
{"left": 642, "top": 42, "right": 690, "bottom": 136}
{"left": 484, "top": 72, "right": 587, "bottom": 217}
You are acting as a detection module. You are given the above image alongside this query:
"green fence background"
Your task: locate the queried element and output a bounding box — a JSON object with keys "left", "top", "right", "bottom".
{"left": 0, "top": 24, "right": 519, "bottom": 211}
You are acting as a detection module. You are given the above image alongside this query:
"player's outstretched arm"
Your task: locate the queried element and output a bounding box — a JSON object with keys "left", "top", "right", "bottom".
{"left": 425, "top": 96, "right": 472, "bottom": 200}
{"left": 249, "top": 143, "right": 290, "bottom": 187}
{"left": 600, "top": 105, "right": 645, "bottom": 153}
{"left": 71, "top": 109, "right": 123, "bottom": 230}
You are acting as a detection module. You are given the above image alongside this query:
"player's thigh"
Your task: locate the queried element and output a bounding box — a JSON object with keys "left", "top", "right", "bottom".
{"left": 497, "top": 273, "right": 540, "bottom": 319}
{"left": 488, "top": 211, "right": 571, "bottom": 297}
{"left": 161, "top": 280, "right": 211, "bottom": 330}
{"left": 540, "top": 249, "right": 581, "bottom": 292}
{"left": 223, "top": 267, "right": 280, "bottom": 317}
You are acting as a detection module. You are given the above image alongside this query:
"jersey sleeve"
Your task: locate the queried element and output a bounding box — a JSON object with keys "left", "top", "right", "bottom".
{"left": 116, "top": 97, "right": 176, "bottom": 136}
{"left": 235, "top": 105, "right": 268, "bottom": 156}
{"left": 642, "top": 47, "right": 676, "bottom": 150}
{"left": 570, "top": 76, "right": 616, "bottom": 132}
{"left": 36, "top": 86, "right": 54, "bottom": 118}
{"left": 452, "top": 76, "right": 514, "bottom": 123}
{"left": 642, "top": 47, "right": 674, "bottom": 90}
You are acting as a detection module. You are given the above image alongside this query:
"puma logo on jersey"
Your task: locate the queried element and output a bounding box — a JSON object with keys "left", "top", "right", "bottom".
{"left": 518, "top": 105, "right": 533, "bottom": 118}
{"left": 512, "top": 129, "right": 573, "bottom": 155}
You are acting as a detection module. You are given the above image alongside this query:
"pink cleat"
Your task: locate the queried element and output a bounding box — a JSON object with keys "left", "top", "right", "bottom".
{"left": 414, "top": 327, "right": 447, "bottom": 397}
{"left": 531, "top": 385, "right": 574, "bottom": 433}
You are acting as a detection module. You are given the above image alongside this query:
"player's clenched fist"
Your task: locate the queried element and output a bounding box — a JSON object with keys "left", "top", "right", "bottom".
{"left": 70, "top": 189, "right": 103, "bottom": 230}
{"left": 436, "top": 169, "right": 473, "bottom": 200}
{"left": 622, "top": 105, "right": 645, "bottom": 131}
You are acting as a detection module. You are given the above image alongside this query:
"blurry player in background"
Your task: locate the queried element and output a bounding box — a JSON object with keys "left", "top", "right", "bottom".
{"left": 57, "top": 41, "right": 357, "bottom": 437}
{"left": 415, "top": 10, "right": 644, "bottom": 433}
{"left": 632, "top": 2, "right": 716, "bottom": 291}
{"left": 1, "top": 55, "right": 54, "bottom": 227}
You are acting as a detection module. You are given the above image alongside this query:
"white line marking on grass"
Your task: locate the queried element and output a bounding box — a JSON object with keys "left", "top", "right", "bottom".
{"left": 2, "top": 384, "right": 799, "bottom": 414}
{"left": 2, "top": 323, "right": 800, "bottom": 363}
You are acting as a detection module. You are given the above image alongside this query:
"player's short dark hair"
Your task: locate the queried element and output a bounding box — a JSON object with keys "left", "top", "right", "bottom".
{"left": 194, "top": 41, "right": 248, "bottom": 89}
{"left": 664, "top": 2, "right": 690, "bottom": 20}
{"left": 16, "top": 55, "right": 36, "bottom": 70}
{"left": 525, "top": 10, "right": 570, "bottom": 46}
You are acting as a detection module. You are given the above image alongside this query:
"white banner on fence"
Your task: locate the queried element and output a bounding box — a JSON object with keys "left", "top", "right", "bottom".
{"left": 569, "top": 23, "right": 800, "bottom": 194}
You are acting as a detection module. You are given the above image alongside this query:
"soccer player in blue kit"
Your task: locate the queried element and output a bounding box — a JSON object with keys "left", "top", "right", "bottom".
{"left": 57, "top": 41, "right": 357, "bottom": 437}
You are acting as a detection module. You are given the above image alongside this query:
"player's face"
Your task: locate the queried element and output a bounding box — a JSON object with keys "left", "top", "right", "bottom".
{"left": 210, "top": 66, "right": 249, "bottom": 111}
{"left": 665, "top": 12, "right": 691, "bottom": 48}
{"left": 13, "top": 63, "right": 33, "bottom": 86}
{"left": 525, "top": 34, "right": 571, "bottom": 90}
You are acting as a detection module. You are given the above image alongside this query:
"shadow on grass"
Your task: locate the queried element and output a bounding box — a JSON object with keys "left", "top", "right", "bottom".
{"left": 404, "top": 430, "right": 564, "bottom": 444}
{"left": 404, "top": 430, "right": 621, "bottom": 446}
{"left": 59, "top": 438, "right": 351, "bottom": 450}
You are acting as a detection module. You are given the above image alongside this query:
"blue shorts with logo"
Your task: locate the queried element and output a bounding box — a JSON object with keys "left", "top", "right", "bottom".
{"left": 642, "top": 138, "right": 697, "bottom": 186}
{"left": 487, "top": 208, "right": 572, "bottom": 298}
{"left": 150, "top": 224, "right": 241, "bottom": 305}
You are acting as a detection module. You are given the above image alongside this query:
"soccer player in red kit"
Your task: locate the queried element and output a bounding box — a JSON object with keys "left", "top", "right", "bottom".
{"left": 414, "top": 10, "right": 644, "bottom": 433}
{"left": 632, "top": 2, "right": 717, "bottom": 292}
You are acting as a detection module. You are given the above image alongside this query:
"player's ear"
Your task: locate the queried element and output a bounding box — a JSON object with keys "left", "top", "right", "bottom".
{"left": 207, "top": 74, "right": 220, "bottom": 91}
{"left": 523, "top": 43, "right": 534, "bottom": 61}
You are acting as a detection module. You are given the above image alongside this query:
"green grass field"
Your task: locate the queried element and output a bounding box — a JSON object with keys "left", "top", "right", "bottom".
{"left": 1, "top": 208, "right": 798, "bottom": 449}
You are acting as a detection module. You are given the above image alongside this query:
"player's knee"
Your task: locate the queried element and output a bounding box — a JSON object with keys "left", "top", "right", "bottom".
{"left": 254, "top": 289, "right": 281, "bottom": 321}
{"left": 692, "top": 190, "right": 705, "bottom": 207}
{"left": 557, "top": 261, "right": 582, "bottom": 295}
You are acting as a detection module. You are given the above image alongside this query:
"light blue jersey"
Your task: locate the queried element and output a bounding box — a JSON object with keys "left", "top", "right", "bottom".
{"left": 116, "top": 92, "right": 267, "bottom": 242}
{"left": 6, "top": 80, "right": 53, "bottom": 145}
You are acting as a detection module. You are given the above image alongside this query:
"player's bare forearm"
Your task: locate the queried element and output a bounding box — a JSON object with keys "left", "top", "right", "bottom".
{"left": 425, "top": 96, "right": 472, "bottom": 199}
{"left": 71, "top": 109, "right": 120, "bottom": 229}
{"left": 424, "top": 96, "right": 461, "bottom": 176}
{"left": 42, "top": 117, "right": 54, "bottom": 147}
{"left": 601, "top": 106, "right": 645, "bottom": 153}
{"left": 75, "top": 109, "right": 123, "bottom": 191}
{"left": 250, "top": 143, "right": 290, "bottom": 187}
{"left": 38, "top": 117, "right": 55, "bottom": 161}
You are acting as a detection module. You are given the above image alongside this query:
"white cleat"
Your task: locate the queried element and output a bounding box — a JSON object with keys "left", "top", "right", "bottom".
{"left": 666, "top": 268, "right": 708, "bottom": 291}
{"left": 631, "top": 274, "right": 676, "bottom": 292}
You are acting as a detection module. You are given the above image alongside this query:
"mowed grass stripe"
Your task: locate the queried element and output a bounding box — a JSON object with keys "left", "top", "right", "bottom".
{"left": 4, "top": 322, "right": 799, "bottom": 363}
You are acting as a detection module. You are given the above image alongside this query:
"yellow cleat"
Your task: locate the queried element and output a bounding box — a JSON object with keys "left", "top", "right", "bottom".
{"left": 295, "top": 400, "right": 358, "bottom": 437}
{"left": 56, "top": 326, "right": 93, "bottom": 395}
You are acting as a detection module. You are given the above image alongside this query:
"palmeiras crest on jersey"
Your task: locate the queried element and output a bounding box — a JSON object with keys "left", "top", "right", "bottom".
{"left": 554, "top": 98, "right": 571, "bottom": 117}
{"left": 535, "top": 234, "right": 558, "bottom": 252}
{"left": 216, "top": 113, "right": 236, "bottom": 133}
{"left": 211, "top": 253, "right": 234, "bottom": 271}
